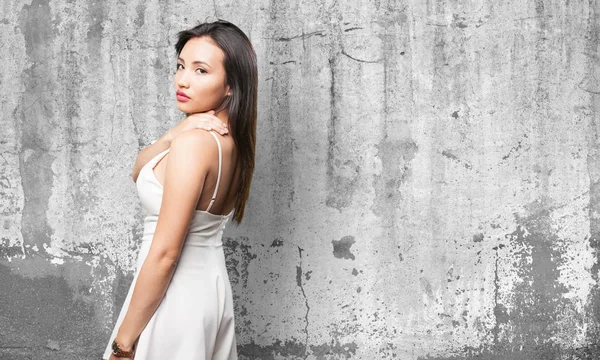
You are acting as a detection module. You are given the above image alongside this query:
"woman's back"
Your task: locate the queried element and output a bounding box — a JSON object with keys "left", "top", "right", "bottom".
{"left": 150, "top": 129, "right": 241, "bottom": 216}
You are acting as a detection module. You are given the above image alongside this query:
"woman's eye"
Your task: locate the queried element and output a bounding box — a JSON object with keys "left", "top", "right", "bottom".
{"left": 176, "top": 63, "right": 184, "bottom": 71}
{"left": 196, "top": 68, "right": 206, "bottom": 74}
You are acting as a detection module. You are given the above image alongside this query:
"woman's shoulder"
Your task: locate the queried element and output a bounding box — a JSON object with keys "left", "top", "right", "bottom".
{"left": 165, "top": 130, "right": 226, "bottom": 179}
{"left": 171, "top": 129, "right": 222, "bottom": 153}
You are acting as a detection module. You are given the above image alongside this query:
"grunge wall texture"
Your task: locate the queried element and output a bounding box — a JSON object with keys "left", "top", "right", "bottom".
{"left": 1, "top": 0, "right": 599, "bottom": 359}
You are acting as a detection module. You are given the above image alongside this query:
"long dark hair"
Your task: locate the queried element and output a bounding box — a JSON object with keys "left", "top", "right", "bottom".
{"left": 175, "top": 20, "right": 257, "bottom": 224}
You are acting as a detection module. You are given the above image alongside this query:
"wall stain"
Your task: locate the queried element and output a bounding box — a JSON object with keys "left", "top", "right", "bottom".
{"left": 325, "top": 3, "right": 360, "bottom": 212}
{"left": 501, "top": 134, "right": 529, "bottom": 162}
{"left": 503, "top": 205, "right": 569, "bottom": 348}
{"left": 112, "top": 270, "right": 134, "bottom": 325}
{"left": 371, "top": 0, "right": 417, "bottom": 261}
{"left": 0, "top": 243, "right": 25, "bottom": 258}
{"left": 584, "top": 0, "right": 600, "bottom": 354}
{"left": 492, "top": 243, "right": 507, "bottom": 345}
{"left": 420, "top": 197, "right": 579, "bottom": 359}
{"left": 452, "top": 13, "right": 469, "bottom": 29}
{"left": 419, "top": 276, "right": 434, "bottom": 301}
{"left": 270, "top": 237, "right": 284, "bottom": 247}
{"left": 17, "top": 0, "right": 56, "bottom": 255}
{"left": 325, "top": 53, "right": 359, "bottom": 211}
{"left": 473, "top": 233, "right": 484, "bottom": 242}
{"left": 441, "top": 149, "right": 472, "bottom": 170}
{"left": 85, "top": 0, "right": 107, "bottom": 59}
{"left": 310, "top": 338, "right": 358, "bottom": 359}
{"left": 266, "top": 0, "right": 296, "bottom": 226}
{"left": 134, "top": 3, "right": 146, "bottom": 28}
{"left": 331, "top": 235, "right": 356, "bottom": 260}
{"left": 418, "top": 345, "right": 596, "bottom": 360}
{"left": 223, "top": 236, "right": 257, "bottom": 289}
{"left": 152, "top": 2, "right": 173, "bottom": 137}
{"left": 373, "top": 139, "right": 419, "bottom": 218}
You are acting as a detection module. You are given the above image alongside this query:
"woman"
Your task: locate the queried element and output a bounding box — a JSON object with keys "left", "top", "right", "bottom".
{"left": 102, "top": 19, "right": 257, "bottom": 359}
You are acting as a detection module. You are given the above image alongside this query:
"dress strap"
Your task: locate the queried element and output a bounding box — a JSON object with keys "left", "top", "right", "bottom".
{"left": 205, "top": 132, "right": 223, "bottom": 213}
{"left": 151, "top": 149, "right": 170, "bottom": 170}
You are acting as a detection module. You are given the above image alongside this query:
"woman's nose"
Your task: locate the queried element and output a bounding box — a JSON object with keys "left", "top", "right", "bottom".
{"left": 177, "top": 73, "right": 189, "bottom": 88}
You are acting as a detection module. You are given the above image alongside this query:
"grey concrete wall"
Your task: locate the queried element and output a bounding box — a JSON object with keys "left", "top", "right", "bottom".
{"left": 1, "top": 0, "right": 599, "bottom": 359}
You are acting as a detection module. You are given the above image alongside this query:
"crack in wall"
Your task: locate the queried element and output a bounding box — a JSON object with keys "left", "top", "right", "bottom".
{"left": 296, "top": 246, "right": 310, "bottom": 359}
{"left": 275, "top": 30, "right": 326, "bottom": 42}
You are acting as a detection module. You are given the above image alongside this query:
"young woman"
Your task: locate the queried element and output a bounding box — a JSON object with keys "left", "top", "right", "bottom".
{"left": 103, "top": 20, "right": 257, "bottom": 359}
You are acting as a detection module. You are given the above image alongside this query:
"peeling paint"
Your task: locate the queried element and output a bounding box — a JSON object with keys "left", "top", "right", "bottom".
{"left": 332, "top": 236, "right": 356, "bottom": 260}
{"left": 270, "top": 237, "right": 284, "bottom": 247}
{"left": 223, "top": 236, "right": 257, "bottom": 289}
{"left": 473, "top": 233, "right": 484, "bottom": 243}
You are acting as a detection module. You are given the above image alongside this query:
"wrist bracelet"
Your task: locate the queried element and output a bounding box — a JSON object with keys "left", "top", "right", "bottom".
{"left": 111, "top": 339, "right": 135, "bottom": 358}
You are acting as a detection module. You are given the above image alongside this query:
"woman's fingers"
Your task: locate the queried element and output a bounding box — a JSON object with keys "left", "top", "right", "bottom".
{"left": 189, "top": 112, "right": 228, "bottom": 135}
{"left": 213, "top": 126, "right": 228, "bottom": 135}
{"left": 196, "top": 120, "right": 228, "bottom": 135}
{"left": 203, "top": 121, "right": 228, "bottom": 135}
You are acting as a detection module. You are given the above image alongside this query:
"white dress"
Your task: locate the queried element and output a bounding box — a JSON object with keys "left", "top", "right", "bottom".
{"left": 103, "top": 132, "right": 237, "bottom": 359}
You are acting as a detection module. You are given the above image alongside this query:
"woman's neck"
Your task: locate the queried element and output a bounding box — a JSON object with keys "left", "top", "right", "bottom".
{"left": 184, "top": 108, "right": 230, "bottom": 127}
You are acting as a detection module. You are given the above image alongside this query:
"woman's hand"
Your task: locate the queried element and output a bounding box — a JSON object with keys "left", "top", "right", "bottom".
{"left": 167, "top": 110, "right": 228, "bottom": 141}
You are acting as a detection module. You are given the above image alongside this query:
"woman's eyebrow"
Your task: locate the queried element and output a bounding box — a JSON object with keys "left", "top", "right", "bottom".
{"left": 177, "top": 57, "right": 212, "bottom": 68}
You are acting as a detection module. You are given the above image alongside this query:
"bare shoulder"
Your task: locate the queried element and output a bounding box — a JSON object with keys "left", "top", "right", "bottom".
{"left": 164, "top": 130, "right": 221, "bottom": 179}
{"left": 170, "top": 129, "right": 220, "bottom": 155}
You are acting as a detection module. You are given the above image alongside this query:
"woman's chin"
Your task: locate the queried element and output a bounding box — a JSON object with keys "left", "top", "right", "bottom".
{"left": 176, "top": 103, "right": 195, "bottom": 113}
{"left": 176, "top": 103, "right": 212, "bottom": 114}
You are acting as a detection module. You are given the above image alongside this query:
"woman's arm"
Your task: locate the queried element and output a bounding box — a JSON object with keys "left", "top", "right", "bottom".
{"left": 131, "top": 131, "right": 174, "bottom": 183}
{"left": 113, "top": 130, "right": 219, "bottom": 352}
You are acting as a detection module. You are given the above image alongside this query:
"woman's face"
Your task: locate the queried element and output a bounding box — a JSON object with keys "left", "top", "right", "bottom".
{"left": 174, "top": 36, "right": 230, "bottom": 114}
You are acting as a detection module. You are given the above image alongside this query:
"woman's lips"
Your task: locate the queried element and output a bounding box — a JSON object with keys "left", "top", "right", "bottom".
{"left": 176, "top": 90, "right": 190, "bottom": 102}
